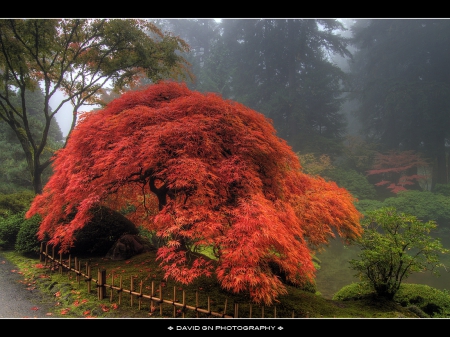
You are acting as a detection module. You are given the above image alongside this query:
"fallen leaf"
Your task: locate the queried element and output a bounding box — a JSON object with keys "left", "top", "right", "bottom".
{"left": 31, "top": 306, "right": 39, "bottom": 311}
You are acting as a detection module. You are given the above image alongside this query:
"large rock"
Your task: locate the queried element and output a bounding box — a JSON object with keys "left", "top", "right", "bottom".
{"left": 106, "top": 234, "right": 154, "bottom": 260}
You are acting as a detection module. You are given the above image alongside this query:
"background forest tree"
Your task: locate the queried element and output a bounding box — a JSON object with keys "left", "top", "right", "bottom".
{"left": 348, "top": 19, "right": 450, "bottom": 190}
{"left": 155, "top": 19, "right": 352, "bottom": 158}
{"left": 0, "top": 19, "right": 191, "bottom": 194}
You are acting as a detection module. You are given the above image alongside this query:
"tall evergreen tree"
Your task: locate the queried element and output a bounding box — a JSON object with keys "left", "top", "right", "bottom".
{"left": 155, "top": 19, "right": 353, "bottom": 156}
{"left": 349, "top": 19, "right": 450, "bottom": 187}
{"left": 217, "top": 19, "right": 352, "bottom": 155}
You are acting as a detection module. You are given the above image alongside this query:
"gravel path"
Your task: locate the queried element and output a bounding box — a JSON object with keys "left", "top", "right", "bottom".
{"left": 0, "top": 252, "right": 57, "bottom": 318}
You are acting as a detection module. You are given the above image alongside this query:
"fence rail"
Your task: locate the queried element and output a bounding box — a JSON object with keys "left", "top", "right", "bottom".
{"left": 39, "top": 243, "right": 297, "bottom": 318}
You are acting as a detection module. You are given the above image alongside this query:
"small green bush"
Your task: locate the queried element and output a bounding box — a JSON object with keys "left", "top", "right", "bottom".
{"left": 0, "top": 211, "right": 25, "bottom": 249}
{"left": 354, "top": 199, "right": 384, "bottom": 215}
{"left": 325, "top": 168, "right": 377, "bottom": 200}
{"left": 15, "top": 214, "right": 42, "bottom": 256}
{"left": 349, "top": 207, "right": 448, "bottom": 300}
{"left": 332, "top": 282, "right": 374, "bottom": 301}
{"left": 0, "top": 191, "right": 35, "bottom": 218}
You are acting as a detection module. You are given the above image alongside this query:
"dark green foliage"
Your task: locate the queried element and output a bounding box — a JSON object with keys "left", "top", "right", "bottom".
{"left": 333, "top": 282, "right": 450, "bottom": 318}
{"left": 15, "top": 214, "right": 42, "bottom": 256}
{"left": 356, "top": 190, "right": 450, "bottom": 227}
{"left": 383, "top": 190, "right": 450, "bottom": 226}
{"left": 354, "top": 199, "right": 384, "bottom": 215}
{"left": 0, "top": 211, "right": 25, "bottom": 249}
{"left": 395, "top": 284, "right": 450, "bottom": 318}
{"left": 69, "top": 206, "right": 139, "bottom": 256}
{"left": 325, "top": 167, "right": 377, "bottom": 200}
{"left": 434, "top": 183, "right": 450, "bottom": 197}
{"left": 0, "top": 191, "right": 35, "bottom": 218}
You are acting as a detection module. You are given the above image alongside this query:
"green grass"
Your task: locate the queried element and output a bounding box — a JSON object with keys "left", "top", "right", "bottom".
{"left": 0, "top": 249, "right": 436, "bottom": 319}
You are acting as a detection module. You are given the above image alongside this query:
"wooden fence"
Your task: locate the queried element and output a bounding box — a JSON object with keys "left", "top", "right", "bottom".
{"left": 39, "top": 243, "right": 297, "bottom": 318}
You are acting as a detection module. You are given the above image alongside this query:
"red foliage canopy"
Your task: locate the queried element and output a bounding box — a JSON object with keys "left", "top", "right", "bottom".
{"left": 366, "top": 150, "right": 430, "bottom": 194}
{"left": 27, "top": 81, "right": 362, "bottom": 305}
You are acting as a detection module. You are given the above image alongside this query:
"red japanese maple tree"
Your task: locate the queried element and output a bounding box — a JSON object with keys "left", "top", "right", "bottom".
{"left": 26, "top": 81, "right": 362, "bottom": 305}
{"left": 366, "top": 150, "right": 430, "bottom": 194}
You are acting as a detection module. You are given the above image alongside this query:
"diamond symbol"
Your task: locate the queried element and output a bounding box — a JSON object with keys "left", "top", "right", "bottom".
{"left": 277, "top": 326, "right": 284, "bottom": 330}
{"left": 167, "top": 326, "right": 174, "bottom": 330}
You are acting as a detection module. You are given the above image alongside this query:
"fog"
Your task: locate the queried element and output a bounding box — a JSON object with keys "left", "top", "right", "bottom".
{"left": 50, "top": 91, "right": 96, "bottom": 138}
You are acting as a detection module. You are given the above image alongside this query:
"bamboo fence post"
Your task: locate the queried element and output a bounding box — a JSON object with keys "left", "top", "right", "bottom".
{"left": 207, "top": 296, "right": 210, "bottom": 317}
{"left": 159, "top": 284, "right": 163, "bottom": 316}
{"left": 196, "top": 291, "right": 199, "bottom": 318}
{"left": 68, "top": 255, "right": 71, "bottom": 279}
{"left": 39, "top": 242, "right": 44, "bottom": 262}
{"left": 78, "top": 260, "right": 82, "bottom": 287}
{"left": 139, "top": 280, "right": 143, "bottom": 310}
{"left": 110, "top": 271, "right": 114, "bottom": 302}
{"left": 223, "top": 298, "right": 227, "bottom": 317}
{"left": 261, "top": 305, "right": 264, "bottom": 318}
{"left": 119, "top": 275, "right": 123, "bottom": 305}
{"left": 59, "top": 252, "right": 63, "bottom": 274}
{"left": 249, "top": 304, "right": 252, "bottom": 318}
{"left": 182, "top": 291, "right": 186, "bottom": 318}
{"left": 75, "top": 257, "right": 79, "bottom": 283}
{"left": 130, "top": 276, "right": 134, "bottom": 307}
{"left": 87, "top": 263, "right": 91, "bottom": 293}
{"left": 274, "top": 306, "right": 276, "bottom": 318}
{"left": 150, "top": 281, "right": 155, "bottom": 313}
{"left": 234, "top": 303, "right": 238, "bottom": 318}
{"left": 98, "top": 269, "right": 106, "bottom": 300}
{"left": 173, "top": 286, "right": 176, "bottom": 317}
{"left": 52, "top": 245, "right": 55, "bottom": 261}
{"left": 45, "top": 244, "right": 49, "bottom": 266}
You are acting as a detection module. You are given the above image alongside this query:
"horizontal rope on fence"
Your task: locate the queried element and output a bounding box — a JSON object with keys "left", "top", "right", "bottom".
{"left": 39, "top": 242, "right": 296, "bottom": 318}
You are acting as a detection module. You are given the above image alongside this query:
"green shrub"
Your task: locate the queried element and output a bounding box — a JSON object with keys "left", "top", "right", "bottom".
{"left": 0, "top": 211, "right": 25, "bottom": 249}
{"left": 354, "top": 199, "right": 384, "bottom": 215}
{"left": 332, "top": 282, "right": 374, "bottom": 301}
{"left": 0, "top": 191, "right": 35, "bottom": 218}
{"left": 69, "top": 206, "right": 139, "bottom": 256}
{"left": 349, "top": 207, "right": 449, "bottom": 300}
{"left": 394, "top": 284, "right": 450, "bottom": 318}
{"left": 15, "top": 214, "right": 42, "bottom": 256}
{"left": 325, "top": 168, "right": 377, "bottom": 200}
{"left": 383, "top": 190, "right": 450, "bottom": 225}
{"left": 434, "top": 183, "right": 450, "bottom": 197}
{"left": 333, "top": 282, "right": 450, "bottom": 318}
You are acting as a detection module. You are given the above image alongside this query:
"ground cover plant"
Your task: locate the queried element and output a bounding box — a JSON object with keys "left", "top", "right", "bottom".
{"left": 26, "top": 81, "right": 363, "bottom": 305}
